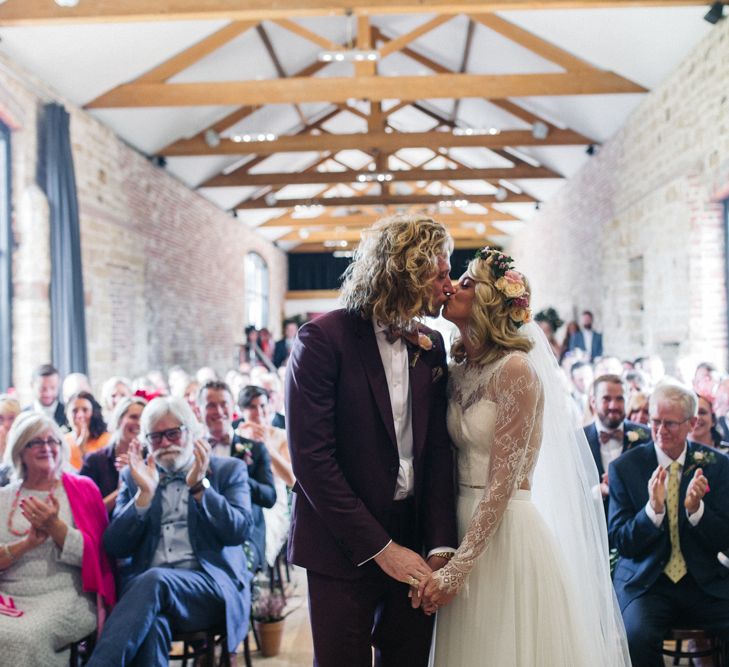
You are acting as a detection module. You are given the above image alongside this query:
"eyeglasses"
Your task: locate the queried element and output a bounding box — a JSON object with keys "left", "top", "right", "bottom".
{"left": 145, "top": 426, "right": 186, "bottom": 446}
{"left": 650, "top": 418, "right": 690, "bottom": 432}
{"left": 25, "top": 437, "right": 61, "bottom": 450}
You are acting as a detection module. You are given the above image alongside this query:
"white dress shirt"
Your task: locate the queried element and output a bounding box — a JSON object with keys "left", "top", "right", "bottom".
{"left": 582, "top": 328, "right": 594, "bottom": 357}
{"left": 596, "top": 419, "right": 624, "bottom": 475}
{"left": 373, "top": 321, "right": 415, "bottom": 501}
{"left": 645, "top": 443, "right": 704, "bottom": 527}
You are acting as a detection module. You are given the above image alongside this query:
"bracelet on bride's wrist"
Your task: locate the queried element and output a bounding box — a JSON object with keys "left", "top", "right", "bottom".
{"left": 431, "top": 551, "right": 454, "bottom": 560}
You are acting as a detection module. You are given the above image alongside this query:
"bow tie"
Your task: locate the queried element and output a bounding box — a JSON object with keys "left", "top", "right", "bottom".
{"left": 599, "top": 430, "right": 623, "bottom": 445}
{"left": 383, "top": 326, "right": 420, "bottom": 346}
{"left": 158, "top": 471, "right": 187, "bottom": 488}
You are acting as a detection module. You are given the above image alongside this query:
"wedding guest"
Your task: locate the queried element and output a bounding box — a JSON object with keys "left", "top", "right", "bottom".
{"left": 25, "top": 364, "right": 68, "bottom": 430}
{"left": 609, "top": 382, "right": 729, "bottom": 667}
{"left": 693, "top": 362, "right": 720, "bottom": 399}
{"left": 86, "top": 397, "right": 252, "bottom": 666}
{"left": 257, "top": 372, "right": 286, "bottom": 429}
{"left": 198, "top": 381, "right": 275, "bottom": 574}
{"left": 0, "top": 412, "right": 115, "bottom": 666}
{"left": 568, "top": 310, "right": 603, "bottom": 361}
{"left": 195, "top": 367, "right": 218, "bottom": 385}
{"left": 585, "top": 375, "right": 651, "bottom": 510}
{"left": 80, "top": 396, "right": 147, "bottom": 513}
{"left": 534, "top": 307, "right": 564, "bottom": 359}
{"left": 715, "top": 378, "right": 729, "bottom": 441}
{"left": 273, "top": 320, "right": 299, "bottom": 368}
{"left": 258, "top": 327, "right": 275, "bottom": 362}
{"left": 560, "top": 320, "right": 580, "bottom": 362}
{"left": 594, "top": 356, "right": 624, "bottom": 377}
{"left": 689, "top": 395, "right": 726, "bottom": 450}
{"left": 61, "top": 373, "right": 92, "bottom": 405}
{"left": 99, "top": 376, "right": 132, "bottom": 418}
{"left": 569, "top": 361, "right": 593, "bottom": 420}
{"left": 237, "top": 385, "right": 294, "bottom": 569}
{"left": 624, "top": 369, "right": 648, "bottom": 394}
{"left": 627, "top": 392, "right": 651, "bottom": 425}
{"left": 64, "top": 392, "right": 110, "bottom": 471}
{"left": 0, "top": 395, "right": 21, "bottom": 486}
{"left": 635, "top": 355, "right": 666, "bottom": 390}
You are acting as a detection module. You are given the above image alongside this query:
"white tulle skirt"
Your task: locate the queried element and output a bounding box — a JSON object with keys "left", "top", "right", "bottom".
{"left": 430, "top": 488, "right": 592, "bottom": 667}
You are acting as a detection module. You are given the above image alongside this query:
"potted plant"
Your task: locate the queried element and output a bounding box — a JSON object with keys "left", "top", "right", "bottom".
{"left": 252, "top": 590, "right": 290, "bottom": 657}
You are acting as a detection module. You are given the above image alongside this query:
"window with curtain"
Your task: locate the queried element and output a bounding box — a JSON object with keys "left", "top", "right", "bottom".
{"left": 245, "top": 252, "right": 269, "bottom": 329}
{"left": 0, "top": 120, "right": 11, "bottom": 391}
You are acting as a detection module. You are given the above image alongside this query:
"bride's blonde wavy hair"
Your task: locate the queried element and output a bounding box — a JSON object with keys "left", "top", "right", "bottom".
{"left": 451, "top": 254, "right": 534, "bottom": 365}
{"left": 340, "top": 214, "right": 453, "bottom": 328}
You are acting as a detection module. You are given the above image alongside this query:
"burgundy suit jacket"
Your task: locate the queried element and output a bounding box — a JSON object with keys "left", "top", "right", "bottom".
{"left": 286, "top": 309, "right": 458, "bottom": 579}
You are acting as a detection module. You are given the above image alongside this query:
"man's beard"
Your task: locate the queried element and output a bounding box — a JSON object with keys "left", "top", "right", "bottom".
{"left": 153, "top": 442, "right": 194, "bottom": 472}
{"left": 600, "top": 412, "right": 624, "bottom": 430}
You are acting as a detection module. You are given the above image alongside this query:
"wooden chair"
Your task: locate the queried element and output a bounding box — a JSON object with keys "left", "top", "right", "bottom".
{"left": 662, "top": 628, "right": 726, "bottom": 666}
{"left": 169, "top": 629, "right": 231, "bottom": 667}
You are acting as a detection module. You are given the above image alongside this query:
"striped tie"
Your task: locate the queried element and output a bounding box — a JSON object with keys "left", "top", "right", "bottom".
{"left": 663, "top": 461, "right": 687, "bottom": 583}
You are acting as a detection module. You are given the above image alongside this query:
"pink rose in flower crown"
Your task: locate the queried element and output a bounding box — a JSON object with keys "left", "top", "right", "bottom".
{"left": 503, "top": 270, "right": 523, "bottom": 283}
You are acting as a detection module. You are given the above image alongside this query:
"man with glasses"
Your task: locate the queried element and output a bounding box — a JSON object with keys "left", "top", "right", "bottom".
{"left": 608, "top": 382, "right": 729, "bottom": 667}
{"left": 87, "top": 397, "right": 253, "bottom": 667}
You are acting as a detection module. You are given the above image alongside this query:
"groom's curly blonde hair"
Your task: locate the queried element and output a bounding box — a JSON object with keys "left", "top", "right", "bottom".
{"left": 340, "top": 214, "right": 452, "bottom": 328}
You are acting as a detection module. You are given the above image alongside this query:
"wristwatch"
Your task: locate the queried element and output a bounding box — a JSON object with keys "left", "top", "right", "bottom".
{"left": 188, "top": 477, "right": 210, "bottom": 495}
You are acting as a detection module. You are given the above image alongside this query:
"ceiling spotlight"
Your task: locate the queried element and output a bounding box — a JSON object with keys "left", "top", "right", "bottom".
{"left": 264, "top": 193, "right": 277, "bottom": 206}
{"left": 586, "top": 144, "right": 597, "bottom": 156}
{"left": 704, "top": 1, "right": 726, "bottom": 23}
{"left": 318, "top": 49, "right": 380, "bottom": 63}
{"left": 452, "top": 127, "right": 501, "bottom": 137}
{"left": 494, "top": 187, "right": 508, "bottom": 202}
{"left": 204, "top": 129, "right": 221, "bottom": 148}
{"left": 55, "top": 0, "right": 80, "bottom": 6}
{"left": 531, "top": 121, "right": 549, "bottom": 140}
{"left": 298, "top": 229, "right": 310, "bottom": 240}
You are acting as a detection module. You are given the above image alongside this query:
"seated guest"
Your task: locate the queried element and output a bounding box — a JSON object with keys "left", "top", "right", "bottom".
{"left": 609, "top": 382, "right": 729, "bottom": 667}
{"left": 0, "top": 395, "right": 21, "bottom": 486}
{"left": 198, "top": 381, "right": 275, "bottom": 574}
{"left": 80, "top": 396, "right": 147, "bottom": 513}
{"left": 87, "top": 397, "right": 253, "bottom": 666}
{"left": 0, "top": 413, "right": 115, "bottom": 666}
{"left": 690, "top": 395, "right": 728, "bottom": 451}
{"left": 569, "top": 360, "right": 593, "bottom": 422}
{"left": 99, "top": 376, "right": 132, "bottom": 419}
{"left": 624, "top": 369, "right": 648, "bottom": 395}
{"left": 273, "top": 320, "right": 299, "bottom": 368}
{"left": 25, "top": 363, "right": 68, "bottom": 430}
{"left": 258, "top": 372, "right": 287, "bottom": 429}
{"left": 237, "top": 385, "right": 294, "bottom": 569}
{"left": 64, "top": 392, "right": 110, "bottom": 471}
{"left": 626, "top": 391, "right": 650, "bottom": 425}
{"left": 585, "top": 375, "right": 651, "bottom": 510}
{"left": 693, "top": 362, "right": 720, "bottom": 399}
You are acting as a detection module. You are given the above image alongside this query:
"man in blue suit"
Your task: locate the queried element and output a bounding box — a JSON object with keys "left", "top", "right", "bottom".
{"left": 609, "top": 382, "right": 729, "bottom": 667}
{"left": 584, "top": 374, "right": 651, "bottom": 515}
{"left": 88, "top": 397, "right": 253, "bottom": 666}
{"left": 568, "top": 310, "right": 603, "bottom": 360}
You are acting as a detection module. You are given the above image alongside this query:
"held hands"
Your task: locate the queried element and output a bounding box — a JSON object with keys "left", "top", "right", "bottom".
{"left": 648, "top": 465, "right": 667, "bottom": 514}
{"left": 685, "top": 467, "right": 709, "bottom": 515}
{"left": 186, "top": 439, "right": 211, "bottom": 489}
{"left": 374, "top": 542, "right": 431, "bottom": 587}
{"left": 417, "top": 571, "right": 456, "bottom": 615}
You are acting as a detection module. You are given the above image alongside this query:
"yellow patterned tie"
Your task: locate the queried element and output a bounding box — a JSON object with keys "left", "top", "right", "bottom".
{"left": 664, "top": 461, "right": 687, "bottom": 583}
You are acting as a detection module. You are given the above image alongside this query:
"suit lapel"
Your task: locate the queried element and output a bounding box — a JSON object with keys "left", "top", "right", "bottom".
{"left": 353, "top": 316, "right": 397, "bottom": 447}
{"left": 678, "top": 442, "right": 695, "bottom": 530}
{"left": 585, "top": 423, "right": 603, "bottom": 477}
{"left": 408, "top": 334, "right": 431, "bottom": 458}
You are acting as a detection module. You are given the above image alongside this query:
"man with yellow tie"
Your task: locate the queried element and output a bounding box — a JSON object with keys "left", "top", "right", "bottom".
{"left": 609, "top": 382, "right": 729, "bottom": 667}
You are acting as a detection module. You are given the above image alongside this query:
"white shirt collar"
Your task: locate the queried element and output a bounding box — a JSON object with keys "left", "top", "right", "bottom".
{"left": 654, "top": 442, "right": 688, "bottom": 469}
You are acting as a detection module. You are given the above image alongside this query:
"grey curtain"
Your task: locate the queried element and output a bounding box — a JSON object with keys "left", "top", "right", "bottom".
{"left": 37, "top": 103, "right": 88, "bottom": 378}
{"left": 0, "top": 121, "right": 11, "bottom": 390}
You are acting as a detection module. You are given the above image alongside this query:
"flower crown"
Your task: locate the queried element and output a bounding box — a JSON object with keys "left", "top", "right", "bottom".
{"left": 474, "top": 246, "right": 532, "bottom": 328}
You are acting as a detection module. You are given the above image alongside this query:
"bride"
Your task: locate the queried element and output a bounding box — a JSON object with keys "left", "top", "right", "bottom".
{"left": 419, "top": 247, "right": 631, "bottom": 667}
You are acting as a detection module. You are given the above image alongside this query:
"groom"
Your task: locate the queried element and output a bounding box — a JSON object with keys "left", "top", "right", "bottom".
{"left": 286, "top": 215, "right": 458, "bottom": 667}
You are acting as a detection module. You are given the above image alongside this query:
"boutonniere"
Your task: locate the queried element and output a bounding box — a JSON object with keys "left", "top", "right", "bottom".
{"left": 684, "top": 448, "right": 718, "bottom": 477}
{"left": 408, "top": 332, "right": 437, "bottom": 368}
{"left": 626, "top": 428, "right": 649, "bottom": 443}
{"left": 233, "top": 436, "right": 254, "bottom": 465}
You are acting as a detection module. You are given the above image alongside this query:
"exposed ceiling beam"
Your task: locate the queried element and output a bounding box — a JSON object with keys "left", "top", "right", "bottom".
{"left": 378, "top": 14, "right": 454, "bottom": 58}
{"left": 237, "top": 192, "right": 536, "bottom": 209}
{"left": 273, "top": 18, "right": 343, "bottom": 52}
{"left": 259, "top": 210, "right": 521, "bottom": 226}
{"left": 278, "top": 225, "right": 504, "bottom": 242}
{"left": 161, "top": 128, "right": 589, "bottom": 156}
{"left": 0, "top": 1, "right": 707, "bottom": 26}
{"left": 451, "top": 18, "right": 476, "bottom": 123}
{"left": 86, "top": 71, "right": 646, "bottom": 109}
{"left": 204, "top": 164, "right": 559, "bottom": 187}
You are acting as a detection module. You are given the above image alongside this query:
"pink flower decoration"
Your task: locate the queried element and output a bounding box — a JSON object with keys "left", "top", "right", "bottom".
{"left": 513, "top": 296, "right": 530, "bottom": 308}
{"left": 504, "top": 270, "right": 523, "bottom": 283}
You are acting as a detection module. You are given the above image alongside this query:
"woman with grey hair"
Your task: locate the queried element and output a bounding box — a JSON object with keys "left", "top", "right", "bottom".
{"left": 0, "top": 412, "right": 115, "bottom": 665}
{"left": 99, "top": 376, "right": 132, "bottom": 418}
{"left": 80, "top": 395, "right": 147, "bottom": 513}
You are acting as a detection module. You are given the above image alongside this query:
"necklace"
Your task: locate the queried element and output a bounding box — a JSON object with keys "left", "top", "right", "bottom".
{"left": 7, "top": 481, "right": 57, "bottom": 537}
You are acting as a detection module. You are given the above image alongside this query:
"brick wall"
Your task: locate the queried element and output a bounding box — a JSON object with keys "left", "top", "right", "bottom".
{"left": 0, "top": 53, "right": 287, "bottom": 402}
{"left": 509, "top": 20, "right": 729, "bottom": 371}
